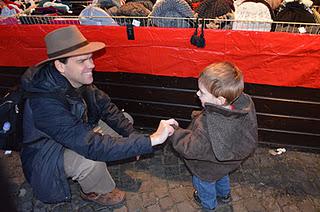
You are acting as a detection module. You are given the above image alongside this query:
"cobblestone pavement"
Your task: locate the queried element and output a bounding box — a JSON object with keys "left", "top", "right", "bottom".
{"left": 1, "top": 144, "right": 320, "bottom": 212}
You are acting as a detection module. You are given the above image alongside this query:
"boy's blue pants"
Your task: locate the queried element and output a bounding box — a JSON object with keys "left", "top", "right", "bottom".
{"left": 192, "top": 175, "right": 231, "bottom": 209}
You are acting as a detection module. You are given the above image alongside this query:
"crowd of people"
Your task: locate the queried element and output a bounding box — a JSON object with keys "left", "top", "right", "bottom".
{"left": 0, "top": 0, "right": 320, "bottom": 33}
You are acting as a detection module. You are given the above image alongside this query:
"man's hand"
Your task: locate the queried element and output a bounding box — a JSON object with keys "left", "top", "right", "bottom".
{"left": 150, "top": 119, "right": 178, "bottom": 146}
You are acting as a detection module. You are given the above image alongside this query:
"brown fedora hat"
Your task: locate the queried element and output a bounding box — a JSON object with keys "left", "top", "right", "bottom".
{"left": 36, "top": 25, "right": 105, "bottom": 66}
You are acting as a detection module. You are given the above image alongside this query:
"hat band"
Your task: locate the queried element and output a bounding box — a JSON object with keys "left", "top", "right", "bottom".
{"left": 48, "top": 41, "right": 89, "bottom": 58}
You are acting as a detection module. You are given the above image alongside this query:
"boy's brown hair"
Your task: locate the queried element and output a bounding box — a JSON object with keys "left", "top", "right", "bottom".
{"left": 199, "top": 61, "right": 244, "bottom": 104}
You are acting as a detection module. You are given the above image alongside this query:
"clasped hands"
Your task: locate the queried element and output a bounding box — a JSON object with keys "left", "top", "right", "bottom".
{"left": 150, "top": 119, "right": 178, "bottom": 146}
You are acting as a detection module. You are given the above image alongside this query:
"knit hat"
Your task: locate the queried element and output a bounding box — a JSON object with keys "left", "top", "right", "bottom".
{"left": 118, "top": 1, "right": 151, "bottom": 16}
{"left": 150, "top": 0, "right": 194, "bottom": 27}
{"left": 196, "top": 0, "right": 234, "bottom": 19}
{"left": 79, "top": 5, "right": 119, "bottom": 26}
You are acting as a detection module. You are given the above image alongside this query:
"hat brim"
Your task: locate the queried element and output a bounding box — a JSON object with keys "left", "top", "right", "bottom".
{"left": 36, "top": 41, "right": 106, "bottom": 67}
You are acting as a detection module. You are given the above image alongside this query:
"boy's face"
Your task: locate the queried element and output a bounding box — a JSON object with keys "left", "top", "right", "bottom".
{"left": 196, "top": 81, "right": 225, "bottom": 107}
{"left": 55, "top": 53, "right": 95, "bottom": 88}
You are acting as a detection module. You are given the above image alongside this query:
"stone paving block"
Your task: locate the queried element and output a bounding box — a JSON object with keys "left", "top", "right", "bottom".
{"left": 243, "top": 198, "right": 266, "bottom": 212}
{"left": 310, "top": 196, "right": 320, "bottom": 208}
{"left": 240, "top": 157, "right": 256, "bottom": 169}
{"left": 125, "top": 194, "right": 143, "bottom": 211}
{"left": 237, "top": 185, "right": 255, "bottom": 199}
{"left": 164, "top": 166, "right": 180, "bottom": 178}
{"left": 297, "top": 199, "right": 318, "bottom": 212}
{"left": 302, "top": 181, "right": 320, "bottom": 196}
{"left": 77, "top": 205, "right": 98, "bottom": 212}
{"left": 179, "top": 164, "right": 190, "bottom": 176}
{"left": 232, "top": 201, "right": 247, "bottom": 212}
{"left": 178, "top": 177, "right": 192, "bottom": 187}
{"left": 119, "top": 162, "right": 135, "bottom": 173}
{"left": 216, "top": 204, "right": 234, "bottom": 212}
{"left": 118, "top": 174, "right": 142, "bottom": 192}
{"left": 151, "top": 176, "right": 168, "bottom": 188}
{"left": 276, "top": 194, "right": 296, "bottom": 207}
{"left": 230, "top": 184, "right": 242, "bottom": 202}
{"left": 142, "top": 192, "right": 157, "bottom": 208}
{"left": 135, "top": 158, "right": 152, "bottom": 171}
{"left": 154, "top": 186, "right": 169, "bottom": 198}
{"left": 51, "top": 203, "right": 73, "bottom": 212}
{"left": 33, "top": 207, "right": 47, "bottom": 212}
{"left": 159, "top": 196, "right": 175, "bottom": 210}
{"left": 176, "top": 201, "right": 198, "bottom": 212}
{"left": 139, "top": 180, "right": 154, "bottom": 193}
{"left": 170, "top": 187, "right": 188, "bottom": 203}
{"left": 114, "top": 206, "right": 129, "bottom": 212}
{"left": 146, "top": 204, "right": 161, "bottom": 212}
{"left": 164, "top": 208, "right": 179, "bottom": 212}
{"left": 126, "top": 192, "right": 141, "bottom": 201}
{"left": 149, "top": 155, "right": 163, "bottom": 167}
{"left": 133, "top": 171, "right": 152, "bottom": 181}
{"left": 282, "top": 204, "right": 300, "bottom": 212}
{"left": 261, "top": 196, "right": 281, "bottom": 212}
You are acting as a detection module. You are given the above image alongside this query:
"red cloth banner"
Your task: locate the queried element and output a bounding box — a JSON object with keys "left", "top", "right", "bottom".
{"left": 0, "top": 25, "right": 319, "bottom": 88}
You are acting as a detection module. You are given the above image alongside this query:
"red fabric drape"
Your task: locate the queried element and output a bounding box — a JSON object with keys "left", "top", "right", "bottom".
{"left": 0, "top": 25, "right": 319, "bottom": 88}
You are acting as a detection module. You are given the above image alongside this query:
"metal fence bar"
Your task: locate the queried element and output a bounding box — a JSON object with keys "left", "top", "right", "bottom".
{"left": 1, "top": 15, "right": 320, "bottom": 34}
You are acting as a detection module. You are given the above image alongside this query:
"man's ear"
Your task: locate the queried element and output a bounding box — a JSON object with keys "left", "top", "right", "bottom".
{"left": 54, "top": 60, "right": 65, "bottom": 74}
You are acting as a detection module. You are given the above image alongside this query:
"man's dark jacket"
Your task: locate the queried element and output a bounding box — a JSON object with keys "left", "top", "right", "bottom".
{"left": 20, "top": 63, "right": 153, "bottom": 203}
{"left": 170, "top": 93, "right": 258, "bottom": 182}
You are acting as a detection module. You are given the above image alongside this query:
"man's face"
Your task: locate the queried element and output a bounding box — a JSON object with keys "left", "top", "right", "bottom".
{"left": 56, "top": 53, "right": 95, "bottom": 88}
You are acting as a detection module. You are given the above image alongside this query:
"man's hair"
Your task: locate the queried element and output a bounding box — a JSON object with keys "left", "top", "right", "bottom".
{"left": 199, "top": 61, "right": 244, "bottom": 104}
{"left": 57, "top": 58, "right": 69, "bottom": 64}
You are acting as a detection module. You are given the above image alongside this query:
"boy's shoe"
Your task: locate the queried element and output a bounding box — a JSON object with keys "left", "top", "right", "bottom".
{"left": 217, "top": 193, "right": 232, "bottom": 205}
{"left": 193, "top": 190, "right": 216, "bottom": 211}
{"left": 193, "top": 190, "right": 202, "bottom": 206}
{"left": 193, "top": 190, "right": 233, "bottom": 211}
{"left": 80, "top": 188, "right": 126, "bottom": 206}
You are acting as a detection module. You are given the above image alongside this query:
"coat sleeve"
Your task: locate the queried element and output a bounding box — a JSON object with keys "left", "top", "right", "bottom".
{"left": 30, "top": 97, "right": 153, "bottom": 162}
{"left": 92, "top": 85, "right": 135, "bottom": 137}
{"left": 169, "top": 117, "right": 215, "bottom": 161}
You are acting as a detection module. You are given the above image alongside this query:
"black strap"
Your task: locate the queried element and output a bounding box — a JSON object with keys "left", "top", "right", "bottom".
{"left": 200, "top": 18, "right": 205, "bottom": 38}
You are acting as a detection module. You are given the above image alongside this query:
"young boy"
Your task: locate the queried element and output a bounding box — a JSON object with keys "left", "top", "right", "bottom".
{"left": 170, "top": 61, "right": 258, "bottom": 210}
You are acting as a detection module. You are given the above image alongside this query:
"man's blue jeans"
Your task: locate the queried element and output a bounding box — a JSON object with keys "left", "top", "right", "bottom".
{"left": 192, "top": 175, "right": 231, "bottom": 209}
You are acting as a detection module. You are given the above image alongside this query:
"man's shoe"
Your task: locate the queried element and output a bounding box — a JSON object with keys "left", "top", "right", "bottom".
{"left": 80, "top": 188, "right": 126, "bottom": 206}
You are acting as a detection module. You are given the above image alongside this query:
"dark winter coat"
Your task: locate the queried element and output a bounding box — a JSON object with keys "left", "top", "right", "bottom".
{"left": 170, "top": 93, "right": 258, "bottom": 182}
{"left": 20, "top": 63, "right": 153, "bottom": 203}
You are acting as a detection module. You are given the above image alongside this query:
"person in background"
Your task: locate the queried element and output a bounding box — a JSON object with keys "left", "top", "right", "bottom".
{"left": 169, "top": 61, "right": 258, "bottom": 211}
{"left": 20, "top": 25, "right": 178, "bottom": 206}
{"left": 233, "top": 0, "right": 283, "bottom": 31}
{"left": 195, "top": 0, "right": 235, "bottom": 29}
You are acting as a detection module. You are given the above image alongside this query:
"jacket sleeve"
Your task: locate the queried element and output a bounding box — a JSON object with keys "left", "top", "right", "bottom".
{"left": 92, "top": 85, "right": 135, "bottom": 137}
{"left": 169, "top": 118, "right": 214, "bottom": 161}
{"left": 30, "top": 97, "right": 153, "bottom": 162}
